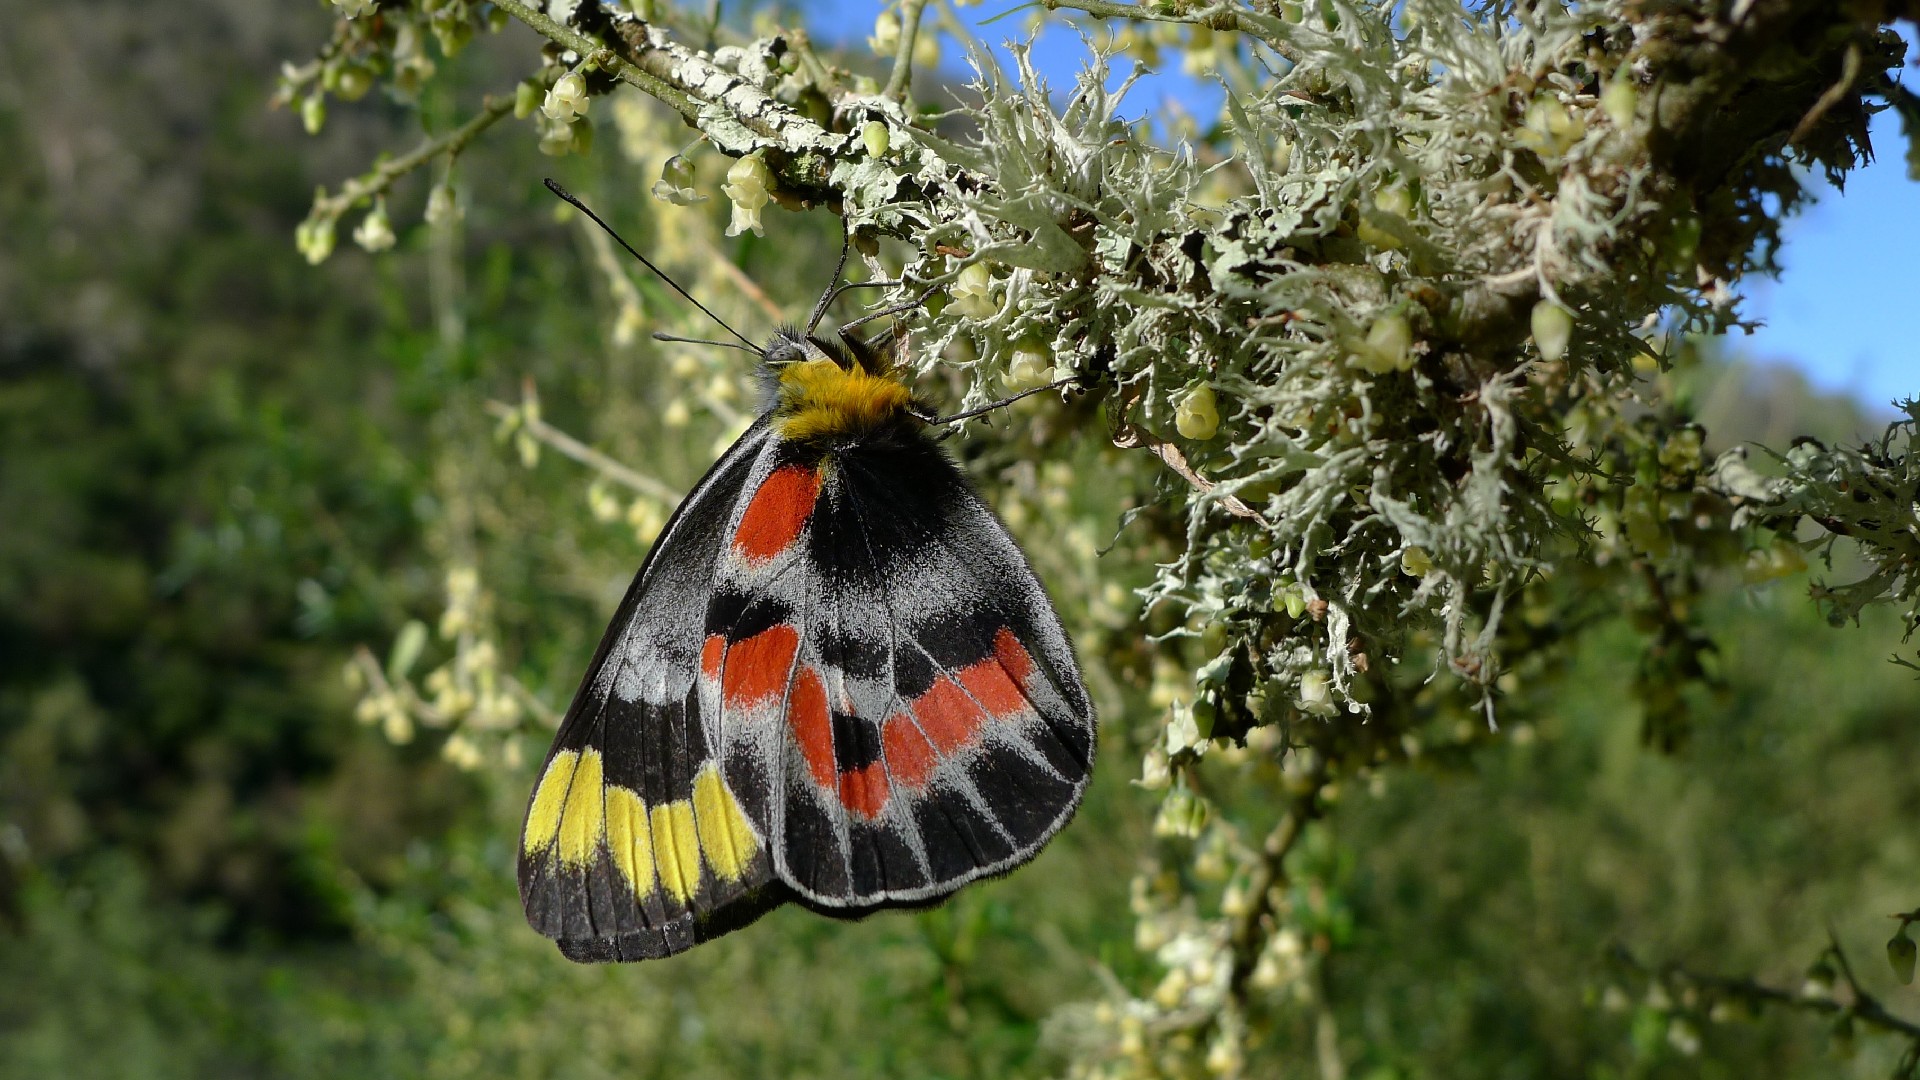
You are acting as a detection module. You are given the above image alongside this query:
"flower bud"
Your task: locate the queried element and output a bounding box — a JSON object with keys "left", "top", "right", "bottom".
{"left": 1889, "top": 927, "right": 1916, "bottom": 985}
{"left": 587, "top": 479, "right": 622, "bottom": 522}
{"left": 1518, "top": 94, "right": 1586, "bottom": 158}
{"left": 425, "top": 182, "right": 461, "bottom": 227}
{"left": 861, "top": 119, "right": 891, "bottom": 158}
{"left": 1531, "top": 300, "right": 1573, "bottom": 362}
{"left": 651, "top": 154, "right": 707, "bottom": 205}
{"left": 868, "top": 9, "right": 900, "bottom": 54}
{"left": 1602, "top": 76, "right": 1637, "bottom": 128}
{"left": 1175, "top": 384, "right": 1220, "bottom": 440}
{"left": 1351, "top": 313, "right": 1414, "bottom": 373}
{"left": 333, "top": 63, "right": 373, "bottom": 102}
{"left": 300, "top": 93, "right": 326, "bottom": 135}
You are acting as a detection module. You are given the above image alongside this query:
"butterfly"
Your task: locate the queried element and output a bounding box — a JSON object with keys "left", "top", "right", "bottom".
{"left": 518, "top": 185, "right": 1096, "bottom": 962}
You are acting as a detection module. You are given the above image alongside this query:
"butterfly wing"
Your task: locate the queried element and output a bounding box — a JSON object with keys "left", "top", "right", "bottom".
{"left": 703, "top": 429, "right": 1096, "bottom": 908}
{"left": 519, "top": 417, "right": 787, "bottom": 962}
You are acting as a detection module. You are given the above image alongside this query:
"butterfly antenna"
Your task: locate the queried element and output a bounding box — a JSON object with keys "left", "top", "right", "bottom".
{"left": 839, "top": 284, "right": 942, "bottom": 335}
{"left": 651, "top": 332, "right": 761, "bottom": 354}
{"left": 543, "top": 178, "right": 761, "bottom": 354}
{"left": 805, "top": 231, "right": 854, "bottom": 333}
{"left": 930, "top": 375, "right": 1085, "bottom": 425}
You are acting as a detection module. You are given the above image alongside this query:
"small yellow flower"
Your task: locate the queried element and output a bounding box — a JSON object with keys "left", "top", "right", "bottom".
{"left": 425, "top": 182, "right": 460, "bottom": 227}
{"left": 1297, "top": 670, "right": 1337, "bottom": 716}
{"left": 1401, "top": 545, "right": 1434, "bottom": 577}
{"left": 295, "top": 214, "right": 336, "bottom": 265}
{"left": 722, "top": 154, "right": 771, "bottom": 237}
{"left": 541, "top": 71, "right": 589, "bottom": 121}
{"left": 352, "top": 199, "right": 395, "bottom": 253}
{"left": 1005, "top": 341, "right": 1054, "bottom": 390}
{"left": 948, "top": 262, "right": 996, "bottom": 318}
{"left": 1517, "top": 94, "right": 1586, "bottom": 158}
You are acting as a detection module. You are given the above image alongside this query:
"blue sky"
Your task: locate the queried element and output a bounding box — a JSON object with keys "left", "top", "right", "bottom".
{"left": 812, "top": 3, "right": 1919, "bottom": 411}
{"left": 1742, "top": 106, "right": 1918, "bottom": 410}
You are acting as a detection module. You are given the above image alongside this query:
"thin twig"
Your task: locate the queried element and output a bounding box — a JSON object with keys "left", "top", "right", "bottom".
{"left": 1038, "top": 0, "right": 1303, "bottom": 63}
{"left": 1227, "top": 775, "right": 1322, "bottom": 996}
{"left": 1789, "top": 42, "right": 1862, "bottom": 146}
{"left": 489, "top": 0, "right": 705, "bottom": 123}
{"left": 313, "top": 94, "right": 514, "bottom": 220}
{"left": 1611, "top": 943, "right": 1920, "bottom": 1043}
{"left": 884, "top": 0, "right": 931, "bottom": 101}
{"left": 484, "top": 399, "right": 684, "bottom": 503}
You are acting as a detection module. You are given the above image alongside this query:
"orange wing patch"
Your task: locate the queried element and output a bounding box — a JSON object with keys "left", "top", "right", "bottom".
{"left": 732, "top": 466, "right": 822, "bottom": 563}
{"left": 867, "top": 629, "right": 1043, "bottom": 800}
{"left": 721, "top": 624, "right": 800, "bottom": 710}
{"left": 838, "top": 762, "right": 891, "bottom": 820}
{"left": 882, "top": 714, "right": 938, "bottom": 792}
{"left": 788, "top": 667, "right": 835, "bottom": 788}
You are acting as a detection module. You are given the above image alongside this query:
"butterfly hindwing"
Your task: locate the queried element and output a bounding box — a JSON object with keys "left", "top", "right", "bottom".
{"left": 519, "top": 418, "right": 786, "bottom": 961}
{"left": 708, "top": 428, "right": 1096, "bottom": 910}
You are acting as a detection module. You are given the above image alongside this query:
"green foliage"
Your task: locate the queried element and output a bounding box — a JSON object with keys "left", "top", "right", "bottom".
{"left": 7, "top": 0, "right": 1920, "bottom": 1077}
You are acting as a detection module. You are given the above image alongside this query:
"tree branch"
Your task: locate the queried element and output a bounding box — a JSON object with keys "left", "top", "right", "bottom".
{"left": 312, "top": 92, "right": 514, "bottom": 221}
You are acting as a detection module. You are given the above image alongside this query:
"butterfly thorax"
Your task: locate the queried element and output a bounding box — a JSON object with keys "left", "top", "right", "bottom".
{"left": 763, "top": 329, "right": 918, "bottom": 443}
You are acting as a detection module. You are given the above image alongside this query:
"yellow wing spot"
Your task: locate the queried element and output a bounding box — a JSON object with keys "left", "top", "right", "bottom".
{"left": 692, "top": 765, "right": 760, "bottom": 882}
{"left": 524, "top": 749, "right": 579, "bottom": 856}
{"left": 605, "top": 785, "right": 657, "bottom": 898}
{"left": 555, "top": 747, "right": 606, "bottom": 868}
{"left": 774, "top": 358, "right": 913, "bottom": 441}
{"left": 650, "top": 799, "right": 704, "bottom": 903}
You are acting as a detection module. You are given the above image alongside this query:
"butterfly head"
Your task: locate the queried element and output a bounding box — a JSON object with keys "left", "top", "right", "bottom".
{"left": 762, "top": 327, "right": 920, "bottom": 442}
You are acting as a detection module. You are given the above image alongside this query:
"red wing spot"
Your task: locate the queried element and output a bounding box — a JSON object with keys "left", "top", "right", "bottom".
{"left": 721, "top": 624, "right": 800, "bottom": 710}
{"left": 839, "top": 762, "right": 891, "bottom": 819}
{"left": 993, "top": 628, "right": 1035, "bottom": 683}
{"left": 732, "top": 466, "right": 822, "bottom": 563}
{"left": 882, "top": 714, "right": 936, "bottom": 791}
{"left": 958, "top": 654, "right": 1029, "bottom": 719}
{"left": 701, "top": 635, "right": 725, "bottom": 680}
{"left": 788, "top": 667, "right": 836, "bottom": 788}
{"left": 912, "top": 676, "right": 989, "bottom": 755}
